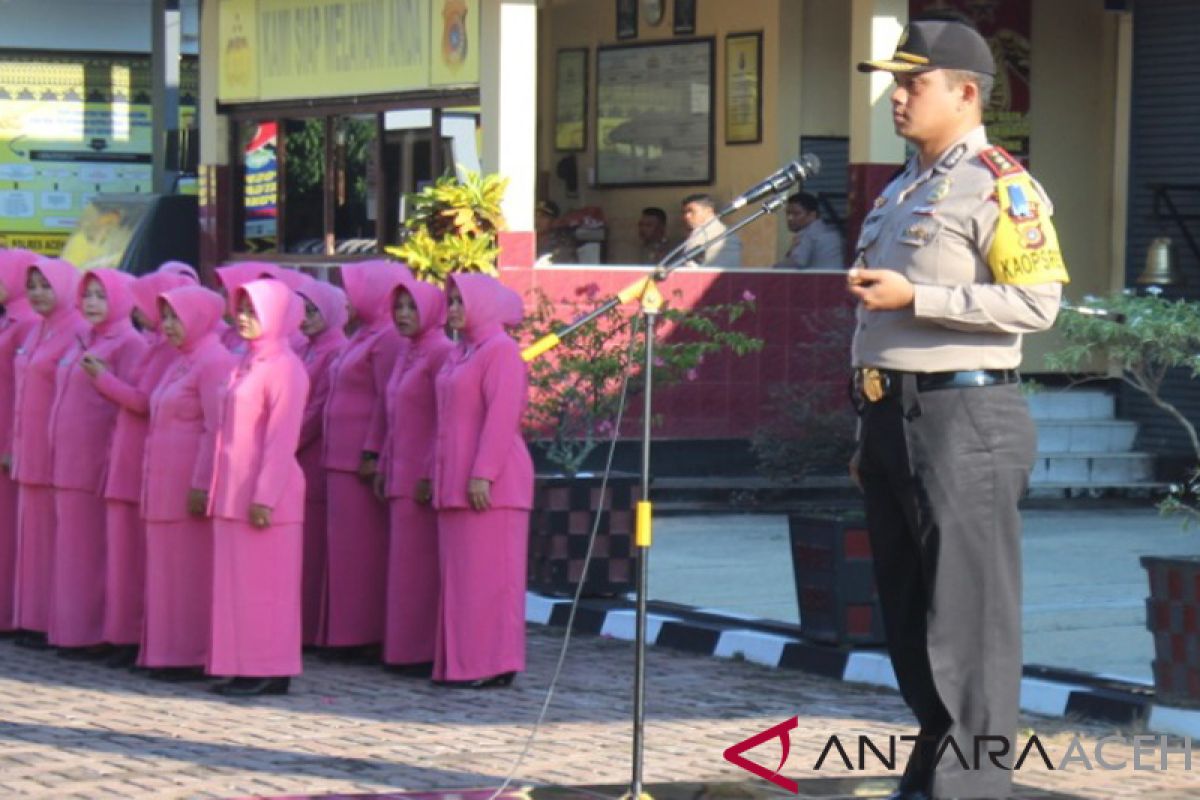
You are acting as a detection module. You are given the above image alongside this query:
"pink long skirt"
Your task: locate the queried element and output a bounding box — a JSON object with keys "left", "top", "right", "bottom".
{"left": 208, "top": 519, "right": 302, "bottom": 678}
{"left": 383, "top": 498, "right": 439, "bottom": 665}
{"left": 48, "top": 488, "right": 108, "bottom": 647}
{"left": 103, "top": 500, "right": 144, "bottom": 646}
{"left": 14, "top": 484, "right": 56, "bottom": 633}
{"left": 300, "top": 447, "right": 328, "bottom": 646}
{"left": 433, "top": 509, "right": 529, "bottom": 682}
{"left": 322, "top": 471, "right": 387, "bottom": 647}
{"left": 140, "top": 519, "right": 212, "bottom": 667}
{"left": 0, "top": 471, "right": 19, "bottom": 630}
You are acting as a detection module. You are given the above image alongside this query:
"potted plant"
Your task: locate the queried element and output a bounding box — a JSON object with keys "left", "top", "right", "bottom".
{"left": 751, "top": 305, "right": 885, "bottom": 646}
{"left": 386, "top": 167, "right": 509, "bottom": 282}
{"left": 520, "top": 283, "right": 763, "bottom": 597}
{"left": 1049, "top": 288, "right": 1200, "bottom": 705}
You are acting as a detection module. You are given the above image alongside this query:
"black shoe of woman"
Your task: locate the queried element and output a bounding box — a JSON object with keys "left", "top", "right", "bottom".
{"left": 211, "top": 677, "right": 290, "bottom": 696}
{"left": 57, "top": 644, "right": 113, "bottom": 661}
{"left": 435, "top": 671, "right": 516, "bottom": 689}
{"left": 13, "top": 631, "right": 49, "bottom": 649}
{"left": 103, "top": 645, "right": 139, "bottom": 669}
{"left": 146, "top": 666, "right": 206, "bottom": 682}
{"left": 384, "top": 661, "right": 433, "bottom": 678}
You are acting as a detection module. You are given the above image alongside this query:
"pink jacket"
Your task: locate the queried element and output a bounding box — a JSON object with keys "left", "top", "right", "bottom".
{"left": 381, "top": 275, "right": 455, "bottom": 499}
{"left": 321, "top": 261, "right": 408, "bottom": 471}
{"left": 433, "top": 274, "right": 533, "bottom": 510}
{"left": 210, "top": 279, "right": 310, "bottom": 523}
{"left": 48, "top": 269, "right": 148, "bottom": 493}
{"left": 142, "top": 287, "right": 234, "bottom": 521}
{"left": 11, "top": 259, "right": 88, "bottom": 487}
{"left": 91, "top": 271, "right": 194, "bottom": 502}
{"left": 0, "top": 250, "right": 41, "bottom": 457}
{"left": 296, "top": 279, "right": 349, "bottom": 452}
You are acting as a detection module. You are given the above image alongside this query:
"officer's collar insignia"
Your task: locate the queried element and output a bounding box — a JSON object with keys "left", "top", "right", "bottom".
{"left": 939, "top": 142, "right": 968, "bottom": 171}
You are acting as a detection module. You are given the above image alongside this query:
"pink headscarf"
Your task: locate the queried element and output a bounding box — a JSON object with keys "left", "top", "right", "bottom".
{"left": 448, "top": 273, "right": 524, "bottom": 343}
{"left": 0, "top": 248, "right": 38, "bottom": 321}
{"left": 273, "top": 267, "right": 308, "bottom": 291}
{"left": 298, "top": 278, "right": 349, "bottom": 336}
{"left": 132, "top": 272, "right": 195, "bottom": 329}
{"left": 341, "top": 260, "right": 411, "bottom": 328}
{"left": 160, "top": 286, "right": 226, "bottom": 354}
{"left": 78, "top": 268, "right": 136, "bottom": 336}
{"left": 215, "top": 262, "right": 277, "bottom": 314}
{"left": 236, "top": 278, "right": 304, "bottom": 356}
{"left": 28, "top": 258, "right": 83, "bottom": 324}
{"left": 158, "top": 261, "right": 200, "bottom": 284}
{"left": 392, "top": 272, "right": 448, "bottom": 342}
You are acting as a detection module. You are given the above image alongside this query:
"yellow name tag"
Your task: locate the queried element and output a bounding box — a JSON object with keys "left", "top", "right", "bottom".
{"left": 987, "top": 173, "right": 1070, "bottom": 286}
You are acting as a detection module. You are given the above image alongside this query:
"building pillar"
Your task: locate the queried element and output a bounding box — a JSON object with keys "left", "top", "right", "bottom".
{"left": 481, "top": 0, "right": 537, "bottom": 266}
{"left": 197, "top": 0, "right": 231, "bottom": 278}
{"left": 847, "top": 0, "right": 907, "bottom": 251}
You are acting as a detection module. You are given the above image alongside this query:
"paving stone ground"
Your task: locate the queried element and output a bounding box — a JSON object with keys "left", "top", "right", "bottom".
{"left": 0, "top": 628, "right": 1196, "bottom": 799}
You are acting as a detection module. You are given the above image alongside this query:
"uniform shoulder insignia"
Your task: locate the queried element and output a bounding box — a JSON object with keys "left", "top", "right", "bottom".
{"left": 978, "top": 146, "right": 1024, "bottom": 178}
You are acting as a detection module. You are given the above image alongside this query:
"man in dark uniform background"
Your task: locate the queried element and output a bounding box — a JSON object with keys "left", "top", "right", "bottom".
{"left": 847, "top": 16, "right": 1069, "bottom": 800}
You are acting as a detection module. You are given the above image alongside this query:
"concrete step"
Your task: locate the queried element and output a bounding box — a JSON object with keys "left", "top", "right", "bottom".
{"left": 1030, "top": 451, "right": 1155, "bottom": 486}
{"left": 1035, "top": 420, "right": 1139, "bottom": 454}
{"left": 1027, "top": 389, "right": 1115, "bottom": 421}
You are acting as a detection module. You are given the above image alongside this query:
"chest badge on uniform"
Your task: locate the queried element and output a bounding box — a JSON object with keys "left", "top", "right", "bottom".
{"left": 926, "top": 177, "right": 952, "bottom": 203}
{"left": 912, "top": 204, "right": 938, "bottom": 216}
{"left": 900, "top": 223, "right": 935, "bottom": 246}
{"left": 873, "top": 195, "right": 888, "bottom": 209}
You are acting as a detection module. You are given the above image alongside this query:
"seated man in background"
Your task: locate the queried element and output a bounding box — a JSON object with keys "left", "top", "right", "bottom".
{"left": 636, "top": 207, "right": 673, "bottom": 265}
{"left": 774, "top": 192, "right": 845, "bottom": 270}
{"left": 681, "top": 194, "right": 742, "bottom": 268}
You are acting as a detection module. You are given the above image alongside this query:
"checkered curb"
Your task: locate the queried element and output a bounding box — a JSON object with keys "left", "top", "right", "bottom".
{"left": 525, "top": 592, "right": 1200, "bottom": 739}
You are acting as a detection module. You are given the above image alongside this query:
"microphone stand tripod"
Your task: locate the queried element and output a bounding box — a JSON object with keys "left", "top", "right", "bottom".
{"left": 521, "top": 193, "right": 789, "bottom": 800}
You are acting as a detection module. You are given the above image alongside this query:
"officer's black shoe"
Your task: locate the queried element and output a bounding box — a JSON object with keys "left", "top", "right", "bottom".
{"left": 211, "top": 676, "right": 290, "bottom": 697}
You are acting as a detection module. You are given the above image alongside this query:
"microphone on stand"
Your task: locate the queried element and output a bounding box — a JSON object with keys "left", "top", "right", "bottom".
{"left": 720, "top": 153, "right": 821, "bottom": 216}
{"left": 1060, "top": 300, "right": 1127, "bottom": 324}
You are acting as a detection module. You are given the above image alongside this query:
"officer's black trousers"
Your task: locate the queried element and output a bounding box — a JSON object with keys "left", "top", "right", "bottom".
{"left": 857, "top": 382, "right": 1036, "bottom": 800}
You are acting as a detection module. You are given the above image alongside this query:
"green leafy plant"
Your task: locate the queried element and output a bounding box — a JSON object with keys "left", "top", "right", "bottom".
{"left": 387, "top": 168, "right": 509, "bottom": 282}
{"left": 751, "top": 306, "right": 859, "bottom": 483}
{"left": 521, "top": 284, "right": 764, "bottom": 476}
{"left": 1047, "top": 289, "right": 1200, "bottom": 522}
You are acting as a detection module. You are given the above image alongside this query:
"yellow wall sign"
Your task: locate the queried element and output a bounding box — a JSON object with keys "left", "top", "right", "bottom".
{"left": 218, "top": 0, "right": 479, "bottom": 104}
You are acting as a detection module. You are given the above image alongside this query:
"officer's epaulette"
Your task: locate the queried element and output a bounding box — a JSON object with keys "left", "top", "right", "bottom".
{"left": 978, "top": 146, "right": 1024, "bottom": 178}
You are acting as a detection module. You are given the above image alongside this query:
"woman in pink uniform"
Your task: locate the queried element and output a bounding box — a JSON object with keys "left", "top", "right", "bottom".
{"left": 318, "top": 261, "right": 407, "bottom": 658}
{"left": 0, "top": 249, "right": 40, "bottom": 634}
{"left": 379, "top": 273, "right": 454, "bottom": 674}
{"left": 214, "top": 263, "right": 274, "bottom": 352}
{"left": 208, "top": 279, "right": 308, "bottom": 696}
{"left": 84, "top": 269, "right": 194, "bottom": 666}
{"left": 140, "top": 285, "right": 234, "bottom": 680}
{"left": 10, "top": 258, "right": 87, "bottom": 648}
{"left": 295, "top": 278, "right": 348, "bottom": 647}
{"left": 432, "top": 274, "right": 533, "bottom": 688}
{"left": 46, "top": 269, "right": 147, "bottom": 656}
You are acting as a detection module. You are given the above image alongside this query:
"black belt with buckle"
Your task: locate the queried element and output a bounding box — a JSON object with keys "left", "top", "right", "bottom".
{"left": 853, "top": 368, "right": 1019, "bottom": 404}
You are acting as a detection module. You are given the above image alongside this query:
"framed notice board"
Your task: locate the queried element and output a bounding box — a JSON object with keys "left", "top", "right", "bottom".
{"left": 594, "top": 38, "right": 714, "bottom": 187}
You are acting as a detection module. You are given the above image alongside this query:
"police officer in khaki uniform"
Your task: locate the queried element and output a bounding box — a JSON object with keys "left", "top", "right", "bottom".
{"left": 848, "top": 17, "right": 1069, "bottom": 800}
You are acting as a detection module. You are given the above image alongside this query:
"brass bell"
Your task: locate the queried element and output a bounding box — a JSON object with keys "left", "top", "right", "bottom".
{"left": 1136, "top": 237, "right": 1183, "bottom": 286}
